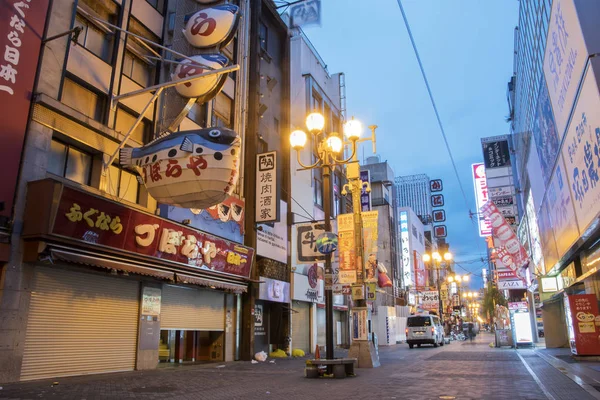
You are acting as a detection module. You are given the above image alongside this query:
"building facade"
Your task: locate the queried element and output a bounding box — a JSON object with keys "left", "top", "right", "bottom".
{"left": 394, "top": 174, "right": 432, "bottom": 225}
{"left": 508, "top": 0, "right": 600, "bottom": 349}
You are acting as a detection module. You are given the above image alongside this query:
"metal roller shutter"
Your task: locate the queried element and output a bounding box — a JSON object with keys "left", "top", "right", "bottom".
{"left": 161, "top": 285, "right": 224, "bottom": 330}
{"left": 21, "top": 267, "right": 140, "bottom": 381}
{"left": 317, "top": 307, "right": 326, "bottom": 347}
{"left": 292, "top": 302, "right": 310, "bottom": 353}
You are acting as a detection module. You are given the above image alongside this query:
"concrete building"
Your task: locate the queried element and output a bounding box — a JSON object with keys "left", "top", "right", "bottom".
{"left": 288, "top": 26, "right": 348, "bottom": 354}
{"left": 507, "top": 0, "right": 600, "bottom": 349}
{"left": 394, "top": 174, "right": 432, "bottom": 225}
{"left": 0, "top": 0, "right": 281, "bottom": 383}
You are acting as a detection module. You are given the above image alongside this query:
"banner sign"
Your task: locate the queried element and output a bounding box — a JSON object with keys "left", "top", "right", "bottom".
{"left": 543, "top": 0, "right": 588, "bottom": 139}
{"left": 256, "top": 151, "right": 278, "bottom": 223}
{"left": 399, "top": 211, "right": 413, "bottom": 287}
{"left": 362, "top": 210, "right": 378, "bottom": 282}
{"left": 0, "top": 0, "right": 50, "bottom": 219}
{"left": 565, "top": 294, "right": 600, "bottom": 355}
{"left": 258, "top": 277, "right": 290, "bottom": 303}
{"left": 352, "top": 307, "right": 369, "bottom": 341}
{"left": 421, "top": 290, "right": 439, "bottom": 310}
{"left": 337, "top": 213, "right": 356, "bottom": 284}
{"left": 472, "top": 163, "right": 492, "bottom": 236}
{"left": 481, "top": 201, "right": 528, "bottom": 282}
{"left": 482, "top": 139, "right": 511, "bottom": 169}
{"left": 51, "top": 185, "right": 254, "bottom": 279}
{"left": 430, "top": 179, "right": 443, "bottom": 192}
{"left": 498, "top": 280, "right": 526, "bottom": 290}
{"left": 360, "top": 170, "right": 372, "bottom": 212}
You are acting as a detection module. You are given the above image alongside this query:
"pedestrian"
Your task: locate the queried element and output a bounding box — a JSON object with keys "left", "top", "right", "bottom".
{"left": 468, "top": 323, "right": 474, "bottom": 342}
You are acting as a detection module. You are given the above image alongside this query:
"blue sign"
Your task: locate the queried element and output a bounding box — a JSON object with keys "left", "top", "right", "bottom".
{"left": 360, "top": 170, "right": 371, "bottom": 211}
{"left": 316, "top": 232, "right": 338, "bottom": 254}
{"left": 532, "top": 75, "right": 560, "bottom": 185}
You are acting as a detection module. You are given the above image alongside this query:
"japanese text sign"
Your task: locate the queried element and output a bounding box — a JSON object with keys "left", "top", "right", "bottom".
{"left": 432, "top": 210, "right": 446, "bottom": 222}
{"left": 360, "top": 170, "right": 372, "bottom": 211}
{"left": 430, "top": 179, "right": 443, "bottom": 192}
{"left": 566, "top": 294, "right": 600, "bottom": 355}
{"left": 482, "top": 139, "right": 511, "bottom": 169}
{"left": 0, "top": 0, "right": 50, "bottom": 219}
{"left": 472, "top": 163, "right": 491, "bottom": 237}
{"left": 52, "top": 186, "right": 254, "bottom": 279}
{"left": 295, "top": 221, "right": 331, "bottom": 263}
{"left": 431, "top": 194, "right": 444, "bottom": 207}
{"left": 399, "top": 211, "right": 413, "bottom": 287}
{"left": 337, "top": 213, "right": 356, "bottom": 284}
{"left": 421, "top": 290, "right": 439, "bottom": 310}
{"left": 256, "top": 151, "right": 278, "bottom": 223}
{"left": 543, "top": 0, "right": 587, "bottom": 139}
{"left": 433, "top": 225, "right": 447, "bottom": 238}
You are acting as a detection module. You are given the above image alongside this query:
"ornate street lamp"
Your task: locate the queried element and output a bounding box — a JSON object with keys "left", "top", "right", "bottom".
{"left": 290, "top": 112, "right": 361, "bottom": 366}
{"left": 422, "top": 251, "right": 452, "bottom": 319}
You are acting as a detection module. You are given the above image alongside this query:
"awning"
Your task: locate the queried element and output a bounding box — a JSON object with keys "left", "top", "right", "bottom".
{"left": 176, "top": 273, "right": 247, "bottom": 293}
{"left": 49, "top": 247, "right": 174, "bottom": 280}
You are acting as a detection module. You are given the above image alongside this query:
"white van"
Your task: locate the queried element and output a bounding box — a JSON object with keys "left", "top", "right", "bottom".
{"left": 405, "top": 314, "right": 445, "bottom": 348}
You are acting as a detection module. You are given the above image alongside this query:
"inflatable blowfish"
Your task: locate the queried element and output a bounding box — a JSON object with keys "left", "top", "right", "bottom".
{"left": 120, "top": 128, "right": 240, "bottom": 210}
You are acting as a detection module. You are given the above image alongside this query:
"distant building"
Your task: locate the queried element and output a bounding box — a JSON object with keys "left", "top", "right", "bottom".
{"left": 394, "top": 174, "right": 432, "bottom": 225}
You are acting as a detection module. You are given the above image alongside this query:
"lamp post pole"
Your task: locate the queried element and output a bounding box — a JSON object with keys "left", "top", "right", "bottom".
{"left": 436, "top": 260, "right": 443, "bottom": 319}
{"left": 322, "top": 163, "right": 335, "bottom": 363}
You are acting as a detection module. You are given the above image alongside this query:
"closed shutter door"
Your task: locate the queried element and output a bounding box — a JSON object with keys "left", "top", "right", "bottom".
{"left": 292, "top": 302, "right": 310, "bottom": 353}
{"left": 317, "top": 308, "right": 326, "bottom": 346}
{"left": 21, "top": 267, "right": 139, "bottom": 381}
{"left": 161, "top": 285, "right": 224, "bottom": 330}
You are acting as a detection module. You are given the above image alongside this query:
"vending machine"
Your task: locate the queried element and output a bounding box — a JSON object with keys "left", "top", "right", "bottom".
{"left": 564, "top": 294, "right": 600, "bottom": 356}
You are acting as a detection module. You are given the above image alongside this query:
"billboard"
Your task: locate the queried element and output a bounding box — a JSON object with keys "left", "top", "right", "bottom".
{"left": 532, "top": 75, "right": 561, "bottom": 185}
{"left": 482, "top": 138, "right": 511, "bottom": 169}
{"left": 472, "top": 163, "right": 491, "bottom": 236}
{"left": 399, "top": 211, "right": 413, "bottom": 287}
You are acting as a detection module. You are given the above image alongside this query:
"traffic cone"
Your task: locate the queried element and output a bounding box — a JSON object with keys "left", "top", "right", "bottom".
{"left": 315, "top": 344, "right": 320, "bottom": 360}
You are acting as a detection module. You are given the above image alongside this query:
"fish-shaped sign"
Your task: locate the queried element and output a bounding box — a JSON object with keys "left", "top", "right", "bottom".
{"left": 183, "top": 4, "right": 240, "bottom": 49}
{"left": 172, "top": 54, "right": 228, "bottom": 99}
{"left": 120, "top": 127, "right": 241, "bottom": 209}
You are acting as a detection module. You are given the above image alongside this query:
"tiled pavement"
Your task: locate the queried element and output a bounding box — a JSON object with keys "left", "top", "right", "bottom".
{"left": 0, "top": 333, "right": 597, "bottom": 400}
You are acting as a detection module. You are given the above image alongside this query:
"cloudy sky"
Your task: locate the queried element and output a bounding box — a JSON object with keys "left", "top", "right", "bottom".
{"left": 302, "top": 0, "right": 518, "bottom": 288}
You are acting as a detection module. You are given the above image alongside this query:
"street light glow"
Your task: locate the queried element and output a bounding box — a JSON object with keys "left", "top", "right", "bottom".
{"left": 306, "top": 112, "right": 325, "bottom": 134}
{"left": 290, "top": 130, "right": 307, "bottom": 150}
{"left": 423, "top": 254, "right": 431, "bottom": 262}
{"left": 343, "top": 118, "right": 363, "bottom": 140}
{"left": 443, "top": 252, "right": 453, "bottom": 261}
{"left": 326, "top": 132, "right": 343, "bottom": 153}
{"left": 432, "top": 251, "right": 441, "bottom": 261}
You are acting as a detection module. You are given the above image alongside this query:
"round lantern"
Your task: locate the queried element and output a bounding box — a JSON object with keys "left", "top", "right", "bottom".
{"left": 120, "top": 127, "right": 241, "bottom": 210}
{"left": 316, "top": 232, "right": 338, "bottom": 254}
{"left": 172, "top": 54, "right": 228, "bottom": 98}
{"left": 183, "top": 4, "right": 240, "bottom": 49}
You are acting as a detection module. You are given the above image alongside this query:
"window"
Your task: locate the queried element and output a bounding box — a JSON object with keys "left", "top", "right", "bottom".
{"left": 123, "top": 51, "right": 153, "bottom": 87}
{"left": 61, "top": 77, "right": 105, "bottom": 121}
{"left": 74, "top": 14, "right": 116, "bottom": 63}
{"left": 213, "top": 92, "right": 233, "bottom": 128}
{"left": 115, "top": 107, "right": 151, "bottom": 144}
{"left": 146, "top": 0, "right": 165, "bottom": 14}
{"left": 107, "top": 165, "right": 139, "bottom": 204}
{"left": 259, "top": 21, "right": 268, "bottom": 53}
{"left": 313, "top": 167, "right": 323, "bottom": 207}
{"left": 48, "top": 139, "right": 93, "bottom": 185}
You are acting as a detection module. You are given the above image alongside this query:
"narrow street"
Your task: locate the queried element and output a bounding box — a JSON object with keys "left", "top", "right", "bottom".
{"left": 0, "top": 333, "right": 596, "bottom": 400}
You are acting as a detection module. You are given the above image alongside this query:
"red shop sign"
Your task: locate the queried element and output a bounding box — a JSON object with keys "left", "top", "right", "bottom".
{"left": 52, "top": 186, "right": 253, "bottom": 279}
{"left": 566, "top": 294, "right": 600, "bottom": 356}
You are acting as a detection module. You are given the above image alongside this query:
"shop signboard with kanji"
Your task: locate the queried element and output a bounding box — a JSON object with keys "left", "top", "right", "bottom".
{"left": 565, "top": 294, "right": 600, "bottom": 355}
{"left": 421, "top": 290, "right": 439, "bottom": 311}
{"left": 256, "top": 151, "right": 279, "bottom": 223}
{"left": 337, "top": 213, "right": 356, "bottom": 284}
{"left": 430, "top": 179, "right": 443, "bottom": 192}
{"left": 0, "top": 0, "right": 50, "bottom": 220}
{"left": 432, "top": 210, "right": 446, "bottom": 222}
{"left": 431, "top": 194, "right": 444, "bottom": 207}
{"left": 360, "top": 170, "right": 372, "bottom": 211}
{"left": 50, "top": 185, "right": 254, "bottom": 279}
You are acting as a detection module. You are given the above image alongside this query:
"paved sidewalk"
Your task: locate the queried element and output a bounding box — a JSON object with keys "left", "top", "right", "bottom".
{"left": 0, "top": 333, "right": 597, "bottom": 400}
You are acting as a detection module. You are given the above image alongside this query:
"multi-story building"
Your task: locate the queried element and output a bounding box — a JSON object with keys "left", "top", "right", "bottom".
{"left": 508, "top": 0, "right": 600, "bottom": 348}
{"left": 289, "top": 26, "right": 348, "bottom": 353}
{"left": 394, "top": 173, "right": 432, "bottom": 225}
{"left": 0, "top": 0, "right": 292, "bottom": 382}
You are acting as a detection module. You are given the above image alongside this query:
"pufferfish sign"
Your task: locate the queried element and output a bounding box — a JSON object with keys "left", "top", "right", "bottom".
{"left": 120, "top": 128, "right": 240, "bottom": 209}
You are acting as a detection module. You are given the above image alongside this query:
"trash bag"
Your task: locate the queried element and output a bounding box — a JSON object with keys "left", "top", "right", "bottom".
{"left": 269, "top": 349, "right": 287, "bottom": 358}
{"left": 378, "top": 271, "right": 392, "bottom": 288}
{"left": 254, "top": 351, "right": 268, "bottom": 362}
{"left": 292, "top": 349, "right": 305, "bottom": 357}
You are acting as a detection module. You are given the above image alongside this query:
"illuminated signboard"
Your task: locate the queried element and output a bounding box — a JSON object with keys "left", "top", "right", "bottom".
{"left": 472, "top": 163, "right": 491, "bottom": 236}
{"left": 400, "top": 211, "right": 413, "bottom": 287}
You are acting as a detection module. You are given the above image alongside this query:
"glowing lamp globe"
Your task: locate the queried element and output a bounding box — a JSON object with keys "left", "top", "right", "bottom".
{"left": 423, "top": 254, "right": 431, "bottom": 262}
{"left": 326, "top": 133, "right": 343, "bottom": 153}
{"left": 343, "top": 118, "right": 362, "bottom": 140}
{"left": 290, "top": 130, "right": 307, "bottom": 150}
{"left": 306, "top": 112, "right": 325, "bottom": 134}
{"left": 444, "top": 252, "right": 453, "bottom": 261}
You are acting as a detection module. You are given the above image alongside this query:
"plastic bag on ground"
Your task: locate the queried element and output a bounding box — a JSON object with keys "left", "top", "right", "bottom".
{"left": 292, "top": 349, "right": 305, "bottom": 357}
{"left": 269, "top": 349, "right": 287, "bottom": 358}
{"left": 254, "top": 351, "right": 268, "bottom": 362}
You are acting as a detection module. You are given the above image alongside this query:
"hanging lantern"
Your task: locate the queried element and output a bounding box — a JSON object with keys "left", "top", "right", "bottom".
{"left": 183, "top": 4, "right": 241, "bottom": 49}
{"left": 120, "top": 127, "right": 241, "bottom": 210}
{"left": 172, "top": 54, "right": 228, "bottom": 99}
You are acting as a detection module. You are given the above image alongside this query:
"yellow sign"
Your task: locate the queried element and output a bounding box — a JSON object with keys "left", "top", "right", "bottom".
{"left": 366, "top": 282, "right": 377, "bottom": 301}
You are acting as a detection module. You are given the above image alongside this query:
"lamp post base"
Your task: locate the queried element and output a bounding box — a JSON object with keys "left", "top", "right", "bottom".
{"left": 348, "top": 339, "right": 380, "bottom": 368}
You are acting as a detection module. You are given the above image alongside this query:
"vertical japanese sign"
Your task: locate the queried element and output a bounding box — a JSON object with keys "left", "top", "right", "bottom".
{"left": 399, "top": 211, "right": 413, "bottom": 287}
{"left": 482, "top": 140, "right": 511, "bottom": 169}
{"left": 352, "top": 307, "right": 368, "bottom": 340}
{"left": 472, "top": 163, "right": 491, "bottom": 236}
{"left": 337, "top": 213, "right": 356, "bottom": 284}
{"left": 360, "top": 170, "right": 372, "bottom": 211}
{"left": 561, "top": 59, "right": 600, "bottom": 235}
{"left": 566, "top": 294, "right": 600, "bottom": 355}
{"left": 543, "top": 0, "right": 588, "bottom": 139}
{"left": 256, "top": 151, "right": 278, "bottom": 223}
{"left": 362, "top": 210, "right": 378, "bottom": 282}
{"left": 0, "top": 0, "right": 50, "bottom": 219}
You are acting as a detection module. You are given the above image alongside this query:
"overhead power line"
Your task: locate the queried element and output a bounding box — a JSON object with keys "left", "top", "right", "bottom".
{"left": 395, "top": 1, "right": 472, "bottom": 217}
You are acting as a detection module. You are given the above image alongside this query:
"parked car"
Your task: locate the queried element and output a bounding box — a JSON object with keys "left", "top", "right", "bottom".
{"left": 406, "top": 314, "right": 445, "bottom": 348}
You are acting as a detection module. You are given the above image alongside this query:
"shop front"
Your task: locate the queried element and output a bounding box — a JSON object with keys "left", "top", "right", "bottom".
{"left": 20, "top": 179, "right": 253, "bottom": 380}
{"left": 254, "top": 276, "right": 291, "bottom": 354}
{"left": 291, "top": 266, "right": 324, "bottom": 354}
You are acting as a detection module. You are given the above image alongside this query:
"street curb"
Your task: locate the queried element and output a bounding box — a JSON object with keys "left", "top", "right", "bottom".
{"left": 534, "top": 349, "right": 600, "bottom": 400}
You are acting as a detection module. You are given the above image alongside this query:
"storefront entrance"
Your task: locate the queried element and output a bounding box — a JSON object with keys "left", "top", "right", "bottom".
{"left": 159, "top": 330, "right": 224, "bottom": 363}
